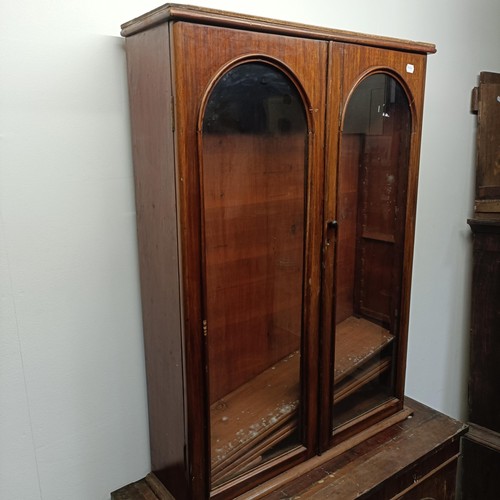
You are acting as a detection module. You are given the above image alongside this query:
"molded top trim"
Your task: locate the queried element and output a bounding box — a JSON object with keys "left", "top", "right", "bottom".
{"left": 121, "top": 3, "right": 436, "bottom": 54}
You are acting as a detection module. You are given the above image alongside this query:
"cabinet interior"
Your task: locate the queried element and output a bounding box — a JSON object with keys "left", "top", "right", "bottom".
{"left": 203, "top": 70, "right": 411, "bottom": 485}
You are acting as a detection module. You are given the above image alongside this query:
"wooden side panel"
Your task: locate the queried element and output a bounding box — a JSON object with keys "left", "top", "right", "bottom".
{"left": 124, "top": 24, "right": 188, "bottom": 500}
{"left": 392, "top": 458, "right": 458, "bottom": 499}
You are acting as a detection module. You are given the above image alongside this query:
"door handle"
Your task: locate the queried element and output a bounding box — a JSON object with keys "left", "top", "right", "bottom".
{"left": 325, "top": 220, "right": 338, "bottom": 247}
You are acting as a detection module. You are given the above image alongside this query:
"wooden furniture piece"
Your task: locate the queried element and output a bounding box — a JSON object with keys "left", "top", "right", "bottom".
{"left": 461, "top": 72, "right": 500, "bottom": 500}
{"left": 111, "top": 398, "right": 467, "bottom": 499}
{"left": 470, "top": 72, "right": 500, "bottom": 217}
{"left": 121, "top": 5, "right": 435, "bottom": 498}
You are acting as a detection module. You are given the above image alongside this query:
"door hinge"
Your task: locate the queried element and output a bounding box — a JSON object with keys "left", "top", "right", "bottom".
{"left": 202, "top": 319, "right": 208, "bottom": 337}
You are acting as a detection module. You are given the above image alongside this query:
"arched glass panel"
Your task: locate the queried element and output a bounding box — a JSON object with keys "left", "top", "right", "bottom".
{"left": 201, "top": 62, "right": 308, "bottom": 487}
{"left": 332, "top": 73, "right": 411, "bottom": 431}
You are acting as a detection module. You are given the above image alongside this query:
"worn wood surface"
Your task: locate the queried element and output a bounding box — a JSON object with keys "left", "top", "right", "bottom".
{"left": 209, "top": 317, "right": 392, "bottom": 482}
{"left": 111, "top": 399, "right": 466, "bottom": 499}
{"left": 209, "top": 317, "right": 393, "bottom": 485}
{"left": 260, "top": 399, "right": 465, "bottom": 499}
{"left": 333, "top": 317, "right": 392, "bottom": 383}
{"left": 112, "top": 473, "right": 175, "bottom": 500}
{"left": 210, "top": 352, "right": 299, "bottom": 486}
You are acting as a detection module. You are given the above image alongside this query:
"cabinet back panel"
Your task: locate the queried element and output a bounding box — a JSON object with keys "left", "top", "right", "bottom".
{"left": 203, "top": 134, "right": 306, "bottom": 402}
{"left": 124, "top": 23, "right": 188, "bottom": 499}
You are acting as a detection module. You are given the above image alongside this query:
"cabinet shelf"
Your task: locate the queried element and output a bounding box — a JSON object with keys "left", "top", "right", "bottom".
{"left": 210, "top": 316, "right": 393, "bottom": 485}
{"left": 210, "top": 351, "right": 299, "bottom": 486}
{"left": 333, "top": 316, "right": 393, "bottom": 384}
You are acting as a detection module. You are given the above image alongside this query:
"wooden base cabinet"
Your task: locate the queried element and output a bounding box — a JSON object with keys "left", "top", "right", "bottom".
{"left": 121, "top": 5, "right": 435, "bottom": 498}
{"left": 112, "top": 399, "right": 467, "bottom": 500}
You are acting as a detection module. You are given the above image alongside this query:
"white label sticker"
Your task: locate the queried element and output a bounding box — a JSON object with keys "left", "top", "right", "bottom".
{"left": 406, "top": 63, "right": 415, "bottom": 74}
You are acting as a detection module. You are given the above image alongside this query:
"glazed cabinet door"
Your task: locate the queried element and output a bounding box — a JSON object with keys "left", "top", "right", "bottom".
{"left": 321, "top": 43, "right": 427, "bottom": 448}
{"left": 171, "top": 22, "right": 327, "bottom": 498}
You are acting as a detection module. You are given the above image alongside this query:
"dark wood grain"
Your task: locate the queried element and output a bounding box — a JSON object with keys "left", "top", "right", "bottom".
{"left": 112, "top": 401, "right": 465, "bottom": 500}
{"left": 261, "top": 399, "right": 465, "bottom": 499}
{"left": 209, "top": 317, "right": 394, "bottom": 486}
{"left": 467, "top": 219, "right": 500, "bottom": 433}
{"left": 475, "top": 72, "right": 500, "bottom": 206}
{"left": 111, "top": 473, "right": 174, "bottom": 500}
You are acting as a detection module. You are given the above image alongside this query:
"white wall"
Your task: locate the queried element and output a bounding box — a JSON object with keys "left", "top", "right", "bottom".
{"left": 1, "top": 1, "right": 499, "bottom": 498}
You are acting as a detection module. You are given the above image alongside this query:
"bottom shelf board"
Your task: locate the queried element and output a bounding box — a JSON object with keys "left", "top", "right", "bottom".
{"left": 210, "top": 316, "right": 394, "bottom": 485}
{"left": 210, "top": 351, "right": 299, "bottom": 473}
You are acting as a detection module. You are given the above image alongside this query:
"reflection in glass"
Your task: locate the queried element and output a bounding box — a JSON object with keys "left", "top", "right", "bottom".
{"left": 332, "top": 74, "right": 411, "bottom": 430}
{"left": 201, "top": 63, "right": 307, "bottom": 487}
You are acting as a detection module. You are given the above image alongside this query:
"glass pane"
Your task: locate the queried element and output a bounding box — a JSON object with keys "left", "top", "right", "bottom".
{"left": 332, "top": 74, "right": 411, "bottom": 430}
{"left": 202, "top": 62, "right": 307, "bottom": 487}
